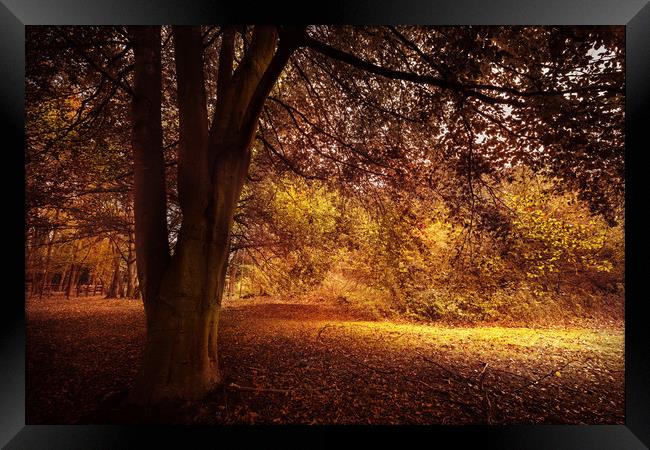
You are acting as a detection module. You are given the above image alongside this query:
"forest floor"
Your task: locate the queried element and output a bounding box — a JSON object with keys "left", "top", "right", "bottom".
{"left": 26, "top": 296, "right": 624, "bottom": 425}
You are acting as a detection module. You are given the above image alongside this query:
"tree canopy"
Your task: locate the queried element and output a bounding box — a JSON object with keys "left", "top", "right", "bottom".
{"left": 27, "top": 25, "right": 624, "bottom": 227}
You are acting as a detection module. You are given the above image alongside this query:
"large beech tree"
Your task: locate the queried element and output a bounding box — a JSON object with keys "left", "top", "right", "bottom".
{"left": 128, "top": 26, "right": 301, "bottom": 402}
{"left": 26, "top": 25, "right": 624, "bottom": 403}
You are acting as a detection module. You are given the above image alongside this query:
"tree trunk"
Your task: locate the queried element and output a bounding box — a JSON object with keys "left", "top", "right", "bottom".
{"left": 126, "top": 231, "right": 136, "bottom": 298}
{"left": 129, "top": 232, "right": 226, "bottom": 402}
{"left": 75, "top": 270, "right": 84, "bottom": 297}
{"left": 106, "top": 255, "right": 121, "bottom": 299}
{"left": 39, "top": 209, "right": 60, "bottom": 298}
{"left": 64, "top": 240, "right": 81, "bottom": 299}
{"left": 39, "top": 233, "right": 54, "bottom": 297}
{"left": 62, "top": 265, "right": 72, "bottom": 298}
{"left": 65, "top": 264, "right": 79, "bottom": 299}
{"left": 66, "top": 265, "right": 79, "bottom": 299}
{"left": 239, "top": 264, "right": 244, "bottom": 299}
{"left": 127, "top": 25, "right": 298, "bottom": 404}
{"left": 227, "top": 250, "right": 239, "bottom": 299}
{"left": 28, "top": 228, "right": 45, "bottom": 296}
{"left": 58, "top": 264, "right": 69, "bottom": 293}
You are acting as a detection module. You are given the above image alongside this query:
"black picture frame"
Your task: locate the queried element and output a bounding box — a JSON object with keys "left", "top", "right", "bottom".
{"left": 3, "top": 1, "right": 649, "bottom": 448}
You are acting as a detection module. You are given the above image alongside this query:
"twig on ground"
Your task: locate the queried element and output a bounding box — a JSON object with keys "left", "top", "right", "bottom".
{"left": 317, "top": 324, "right": 333, "bottom": 339}
{"left": 478, "top": 362, "right": 489, "bottom": 378}
{"left": 414, "top": 349, "right": 471, "bottom": 384}
{"left": 478, "top": 362, "right": 492, "bottom": 424}
{"left": 514, "top": 359, "right": 576, "bottom": 393}
{"left": 487, "top": 358, "right": 598, "bottom": 397}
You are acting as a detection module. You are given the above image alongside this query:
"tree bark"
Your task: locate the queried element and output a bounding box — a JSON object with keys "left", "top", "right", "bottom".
{"left": 106, "top": 251, "right": 121, "bottom": 299}
{"left": 62, "top": 265, "right": 72, "bottom": 298}
{"left": 63, "top": 240, "right": 80, "bottom": 298}
{"left": 126, "top": 231, "right": 136, "bottom": 298}
{"left": 119, "top": 271, "right": 126, "bottom": 298}
{"left": 58, "top": 265, "right": 68, "bottom": 293}
{"left": 28, "top": 228, "right": 45, "bottom": 296}
{"left": 39, "top": 218, "right": 58, "bottom": 298}
{"left": 66, "top": 265, "right": 79, "bottom": 299}
{"left": 75, "top": 269, "right": 84, "bottom": 297}
{"left": 128, "top": 25, "right": 299, "bottom": 404}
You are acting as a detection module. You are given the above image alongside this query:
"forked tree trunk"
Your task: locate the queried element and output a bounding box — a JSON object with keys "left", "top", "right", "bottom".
{"left": 127, "top": 25, "right": 298, "bottom": 404}
{"left": 130, "top": 217, "right": 231, "bottom": 402}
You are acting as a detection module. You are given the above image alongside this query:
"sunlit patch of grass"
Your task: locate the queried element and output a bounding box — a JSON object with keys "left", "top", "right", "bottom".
{"left": 291, "top": 319, "right": 624, "bottom": 358}
{"left": 227, "top": 298, "right": 623, "bottom": 363}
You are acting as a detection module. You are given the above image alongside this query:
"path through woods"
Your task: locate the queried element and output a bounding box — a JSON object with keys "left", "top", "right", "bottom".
{"left": 26, "top": 296, "right": 624, "bottom": 425}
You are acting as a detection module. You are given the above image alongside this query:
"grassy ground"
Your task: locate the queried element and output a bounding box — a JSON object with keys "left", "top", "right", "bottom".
{"left": 26, "top": 296, "right": 624, "bottom": 425}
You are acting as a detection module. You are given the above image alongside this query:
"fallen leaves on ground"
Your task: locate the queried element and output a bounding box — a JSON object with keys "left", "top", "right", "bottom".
{"left": 26, "top": 296, "right": 624, "bottom": 425}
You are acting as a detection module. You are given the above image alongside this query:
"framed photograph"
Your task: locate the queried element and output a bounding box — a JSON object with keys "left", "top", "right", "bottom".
{"left": 3, "top": 0, "right": 649, "bottom": 448}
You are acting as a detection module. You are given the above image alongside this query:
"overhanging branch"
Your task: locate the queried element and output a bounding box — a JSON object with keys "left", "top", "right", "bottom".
{"left": 302, "top": 34, "right": 623, "bottom": 107}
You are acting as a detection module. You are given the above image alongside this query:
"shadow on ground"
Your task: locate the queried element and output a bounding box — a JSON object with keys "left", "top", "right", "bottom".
{"left": 26, "top": 296, "right": 624, "bottom": 425}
